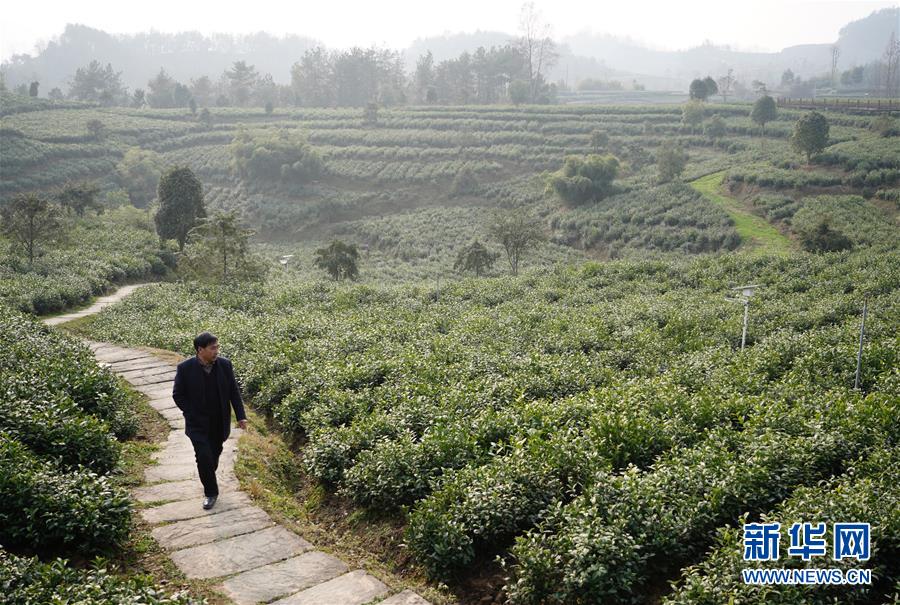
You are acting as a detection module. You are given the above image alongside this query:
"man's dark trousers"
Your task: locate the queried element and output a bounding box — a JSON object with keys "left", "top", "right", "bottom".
{"left": 192, "top": 424, "right": 224, "bottom": 497}
{"left": 172, "top": 355, "right": 247, "bottom": 499}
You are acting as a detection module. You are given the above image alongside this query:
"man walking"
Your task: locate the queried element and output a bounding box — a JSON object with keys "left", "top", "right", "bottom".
{"left": 172, "top": 331, "right": 248, "bottom": 509}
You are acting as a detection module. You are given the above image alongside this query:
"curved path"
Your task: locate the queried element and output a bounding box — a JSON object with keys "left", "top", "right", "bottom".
{"left": 44, "top": 284, "right": 431, "bottom": 605}
{"left": 690, "top": 171, "right": 794, "bottom": 257}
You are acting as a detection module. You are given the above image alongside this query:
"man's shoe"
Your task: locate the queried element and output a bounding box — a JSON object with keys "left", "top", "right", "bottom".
{"left": 202, "top": 495, "right": 217, "bottom": 509}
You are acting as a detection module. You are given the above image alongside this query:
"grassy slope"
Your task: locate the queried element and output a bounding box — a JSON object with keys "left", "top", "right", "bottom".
{"left": 691, "top": 170, "right": 795, "bottom": 256}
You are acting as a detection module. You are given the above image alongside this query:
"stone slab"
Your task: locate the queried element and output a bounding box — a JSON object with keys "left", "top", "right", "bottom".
{"left": 380, "top": 590, "right": 432, "bottom": 605}
{"left": 270, "top": 570, "right": 389, "bottom": 605}
{"left": 133, "top": 474, "right": 240, "bottom": 503}
{"left": 156, "top": 405, "right": 184, "bottom": 421}
{"left": 117, "top": 365, "right": 176, "bottom": 380}
{"left": 141, "top": 489, "right": 253, "bottom": 524}
{"left": 106, "top": 358, "right": 171, "bottom": 372}
{"left": 94, "top": 349, "right": 151, "bottom": 363}
{"left": 152, "top": 505, "right": 274, "bottom": 550}
{"left": 148, "top": 398, "right": 178, "bottom": 411}
{"left": 145, "top": 462, "right": 199, "bottom": 483}
{"left": 221, "top": 551, "right": 349, "bottom": 605}
{"left": 140, "top": 384, "right": 175, "bottom": 398}
{"left": 170, "top": 525, "right": 313, "bottom": 579}
{"left": 129, "top": 371, "right": 176, "bottom": 386}
{"left": 133, "top": 479, "right": 205, "bottom": 503}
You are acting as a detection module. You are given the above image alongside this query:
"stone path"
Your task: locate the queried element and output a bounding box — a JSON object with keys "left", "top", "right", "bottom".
{"left": 43, "top": 284, "right": 151, "bottom": 326}
{"left": 44, "top": 284, "right": 433, "bottom": 605}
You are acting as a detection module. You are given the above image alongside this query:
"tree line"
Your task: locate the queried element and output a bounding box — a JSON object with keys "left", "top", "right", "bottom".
{"left": 4, "top": 3, "right": 560, "bottom": 110}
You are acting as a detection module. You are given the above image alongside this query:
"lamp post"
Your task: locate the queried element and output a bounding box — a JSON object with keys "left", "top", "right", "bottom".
{"left": 726, "top": 284, "right": 760, "bottom": 351}
{"left": 279, "top": 254, "right": 294, "bottom": 272}
{"left": 854, "top": 297, "right": 868, "bottom": 390}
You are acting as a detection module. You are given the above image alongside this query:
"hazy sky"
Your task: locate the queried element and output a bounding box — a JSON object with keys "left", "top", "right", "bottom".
{"left": 2, "top": 0, "right": 897, "bottom": 61}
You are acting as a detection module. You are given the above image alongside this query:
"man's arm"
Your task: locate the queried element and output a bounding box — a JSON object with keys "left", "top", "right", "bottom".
{"left": 226, "top": 360, "right": 247, "bottom": 422}
{"left": 172, "top": 363, "right": 189, "bottom": 414}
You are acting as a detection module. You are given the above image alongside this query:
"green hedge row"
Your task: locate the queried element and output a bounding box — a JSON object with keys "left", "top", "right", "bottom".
{"left": 0, "top": 307, "right": 135, "bottom": 554}
{"left": 0, "top": 548, "right": 204, "bottom": 605}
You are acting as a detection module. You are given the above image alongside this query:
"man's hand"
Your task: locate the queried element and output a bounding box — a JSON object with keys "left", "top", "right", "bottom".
{"left": 238, "top": 419, "right": 248, "bottom": 430}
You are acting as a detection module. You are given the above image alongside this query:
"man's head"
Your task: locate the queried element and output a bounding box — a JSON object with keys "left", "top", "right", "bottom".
{"left": 194, "top": 331, "right": 219, "bottom": 364}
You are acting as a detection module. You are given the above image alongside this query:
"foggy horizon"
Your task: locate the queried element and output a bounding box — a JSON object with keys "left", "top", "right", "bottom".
{"left": 3, "top": 0, "right": 898, "bottom": 62}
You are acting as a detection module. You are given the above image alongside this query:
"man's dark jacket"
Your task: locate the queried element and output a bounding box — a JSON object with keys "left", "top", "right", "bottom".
{"left": 172, "top": 355, "right": 247, "bottom": 441}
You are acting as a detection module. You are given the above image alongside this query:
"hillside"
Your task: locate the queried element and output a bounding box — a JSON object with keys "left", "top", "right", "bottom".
{"left": 2, "top": 84, "right": 900, "bottom": 604}
{"left": 3, "top": 92, "right": 898, "bottom": 286}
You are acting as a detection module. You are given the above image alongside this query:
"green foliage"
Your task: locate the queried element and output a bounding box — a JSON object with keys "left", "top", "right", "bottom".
{"left": 551, "top": 182, "right": 739, "bottom": 254}
{"left": 364, "top": 102, "right": 378, "bottom": 125}
{"left": 0, "top": 307, "right": 138, "bottom": 438}
{"left": 0, "top": 433, "right": 131, "bottom": 553}
{"left": 450, "top": 165, "right": 478, "bottom": 196}
{"left": 871, "top": 113, "right": 898, "bottom": 137}
{"left": 75, "top": 248, "right": 900, "bottom": 600}
{"left": 0, "top": 207, "right": 173, "bottom": 314}
{"left": 313, "top": 239, "right": 359, "bottom": 280}
{"left": 797, "top": 216, "right": 853, "bottom": 252}
{"left": 681, "top": 101, "right": 705, "bottom": 133}
{"left": 68, "top": 60, "right": 127, "bottom": 106}
{"left": 506, "top": 391, "right": 898, "bottom": 603}
{"left": 178, "top": 210, "right": 269, "bottom": 284}
{"left": 791, "top": 111, "right": 830, "bottom": 163}
{"left": 790, "top": 195, "right": 898, "bottom": 248}
{"left": 751, "top": 95, "right": 778, "bottom": 134}
{"left": 487, "top": 210, "right": 547, "bottom": 275}
{"left": 656, "top": 144, "right": 689, "bottom": 183}
{"left": 704, "top": 114, "right": 726, "bottom": 139}
{"left": 85, "top": 118, "right": 107, "bottom": 141}
{"left": 665, "top": 447, "right": 900, "bottom": 605}
{"left": 726, "top": 164, "right": 844, "bottom": 190}
{"left": 155, "top": 165, "right": 206, "bottom": 250}
{"left": 509, "top": 80, "right": 530, "bottom": 105}
{"left": 0, "top": 307, "right": 139, "bottom": 554}
{"left": 0, "top": 549, "right": 204, "bottom": 605}
{"left": 453, "top": 240, "right": 499, "bottom": 276}
{"left": 56, "top": 180, "right": 103, "bottom": 216}
{"left": 590, "top": 128, "right": 609, "bottom": 151}
{"left": 546, "top": 154, "right": 620, "bottom": 206}
{"left": 116, "top": 147, "right": 165, "bottom": 208}
{"left": 689, "top": 78, "right": 713, "bottom": 101}
{"left": 0, "top": 193, "right": 62, "bottom": 265}
{"left": 229, "top": 128, "right": 324, "bottom": 185}
{"left": 0, "top": 91, "right": 89, "bottom": 116}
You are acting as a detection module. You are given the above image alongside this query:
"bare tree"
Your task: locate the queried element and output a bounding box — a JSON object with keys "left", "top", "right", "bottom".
{"left": 830, "top": 45, "right": 841, "bottom": 87}
{"left": 884, "top": 32, "right": 900, "bottom": 98}
{"left": 514, "top": 2, "right": 559, "bottom": 103}
{"left": 717, "top": 69, "right": 735, "bottom": 102}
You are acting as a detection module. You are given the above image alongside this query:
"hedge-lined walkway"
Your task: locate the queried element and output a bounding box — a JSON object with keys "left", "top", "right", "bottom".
{"left": 45, "top": 284, "right": 430, "bottom": 605}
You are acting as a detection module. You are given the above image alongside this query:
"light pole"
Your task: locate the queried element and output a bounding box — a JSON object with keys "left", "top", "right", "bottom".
{"left": 279, "top": 254, "right": 294, "bottom": 272}
{"left": 726, "top": 284, "right": 760, "bottom": 351}
{"left": 854, "top": 297, "right": 868, "bottom": 390}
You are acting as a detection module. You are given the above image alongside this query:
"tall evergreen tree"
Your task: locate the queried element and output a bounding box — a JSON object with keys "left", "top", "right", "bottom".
{"left": 154, "top": 166, "right": 206, "bottom": 250}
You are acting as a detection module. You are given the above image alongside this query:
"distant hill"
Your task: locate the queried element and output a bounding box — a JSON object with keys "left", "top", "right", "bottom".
{"left": 558, "top": 7, "right": 899, "bottom": 85}
{"left": 1, "top": 8, "right": 896, "bottom": 94}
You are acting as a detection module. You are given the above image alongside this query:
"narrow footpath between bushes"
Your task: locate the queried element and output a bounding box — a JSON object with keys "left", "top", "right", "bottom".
{"left": 690, "top": 170, "right": 795, "bottom": 256}
{"left": 43, "top": 283, "right": 431, "bottom": 605}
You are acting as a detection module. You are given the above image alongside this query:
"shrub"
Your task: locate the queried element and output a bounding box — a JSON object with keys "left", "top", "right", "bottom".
{"left": 546, "top": 154, "right": 619, "bottom": 205}
{"left": 0, "top": 549, "right": 203, "bottom": 605}
{"left": 0, "top": 434, "right": 132, "bottom": 553}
